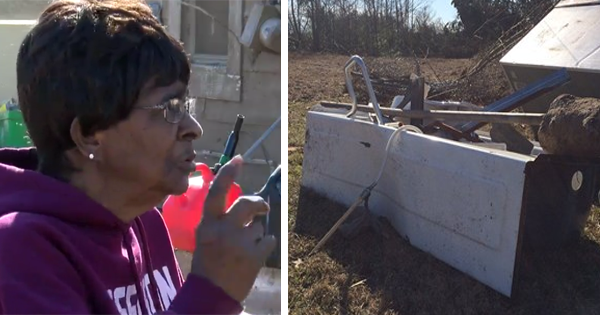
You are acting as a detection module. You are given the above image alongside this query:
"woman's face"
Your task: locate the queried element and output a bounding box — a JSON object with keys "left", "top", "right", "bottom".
{"left": 94, "top": 80, "right": 202, "bottom": 196}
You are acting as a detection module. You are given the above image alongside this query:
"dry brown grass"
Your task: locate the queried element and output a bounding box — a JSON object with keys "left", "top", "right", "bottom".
{"left": 288, "top": 53, "right": 600, "bottom": 315}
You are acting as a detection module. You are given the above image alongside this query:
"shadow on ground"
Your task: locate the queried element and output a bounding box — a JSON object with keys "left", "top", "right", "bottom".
{"left": 291, "top": 186, "right": 600, "bottom": 315}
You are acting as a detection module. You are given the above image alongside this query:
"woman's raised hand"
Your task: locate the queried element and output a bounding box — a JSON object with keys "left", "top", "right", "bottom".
{"left": 190, "top": 156, "right": 277, "bottom": 302}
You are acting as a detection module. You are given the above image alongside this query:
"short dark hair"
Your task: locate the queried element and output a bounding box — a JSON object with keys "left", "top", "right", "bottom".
{"left": 17, "top": 0, "right": 190, "bottom": 179}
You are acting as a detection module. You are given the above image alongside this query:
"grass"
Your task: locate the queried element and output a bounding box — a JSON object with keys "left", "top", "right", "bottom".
{"left": 288, "top": 53, "right": 600, "bottom": 315}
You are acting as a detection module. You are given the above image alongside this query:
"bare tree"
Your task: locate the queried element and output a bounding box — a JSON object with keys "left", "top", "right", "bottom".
{"left": 288, "top": 0, "right": 554, "bottom": 58}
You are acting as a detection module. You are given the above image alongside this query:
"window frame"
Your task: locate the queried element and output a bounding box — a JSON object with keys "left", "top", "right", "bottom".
{"left": 164, "top": 0, "right": 243, "bottom": 102}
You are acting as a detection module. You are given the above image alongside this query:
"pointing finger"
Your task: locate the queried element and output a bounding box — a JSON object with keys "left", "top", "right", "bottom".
{"left": 203, "top": 155, "right": 243, "bottom": 221}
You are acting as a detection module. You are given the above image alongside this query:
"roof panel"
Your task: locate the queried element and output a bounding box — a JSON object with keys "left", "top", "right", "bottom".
{"left": 500, "top": 3, "right": 600, "bottom": 71}
{"left": 557, "top": 0, "right": 600, "bottom": 7}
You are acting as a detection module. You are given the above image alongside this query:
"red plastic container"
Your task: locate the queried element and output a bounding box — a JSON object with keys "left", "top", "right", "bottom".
{"left": 162, "top": 163, "right": 242, "bottom": 252}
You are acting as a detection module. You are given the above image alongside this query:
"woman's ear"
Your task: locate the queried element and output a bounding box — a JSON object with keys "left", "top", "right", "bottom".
{"left": 69, "top": 117, "right": 102, "bottom": 160}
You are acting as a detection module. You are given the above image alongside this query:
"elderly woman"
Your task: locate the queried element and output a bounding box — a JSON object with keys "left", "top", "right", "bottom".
{"left": 0, "top": 0, "right": 275, "bottom": 314}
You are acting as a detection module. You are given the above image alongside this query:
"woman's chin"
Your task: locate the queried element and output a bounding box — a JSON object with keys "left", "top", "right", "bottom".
{"left": 160, "top": 168, "right": 193, "bottom": 196}
{"left": 170, "top": 178, "right": 190, "bottom": 195}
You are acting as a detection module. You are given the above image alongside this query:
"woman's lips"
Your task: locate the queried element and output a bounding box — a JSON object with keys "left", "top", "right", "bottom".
{"left": 183, "top": 161, "right": 196, "bottom": 173}
{"left": 180, "top": 151, "right": 197, "bottom": 173}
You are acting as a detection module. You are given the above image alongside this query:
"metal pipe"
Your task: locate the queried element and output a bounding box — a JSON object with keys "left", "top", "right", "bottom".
{"left": 343, "top": 55, "right": 385, "bottom": 125}
{"left": 320, "top": 101, "right": 545, "bottom": 125}
{"left": 458, "top": 68, "right": 569, "bottom": 132}
{"left": 198, "top": 150, "right": 274, "bottom": 166}
{"left": 242, "top": 117, "right": 281, "bottom": 161}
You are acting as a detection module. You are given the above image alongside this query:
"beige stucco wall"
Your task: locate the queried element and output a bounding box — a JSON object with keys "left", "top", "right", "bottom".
{"left": 0, "top": 0, "right": 281, "bottom": 193}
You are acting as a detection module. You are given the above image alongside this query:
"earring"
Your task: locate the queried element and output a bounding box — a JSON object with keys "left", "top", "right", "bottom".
{"left": 88, "top": 153, "right": 94, "bottom": 160}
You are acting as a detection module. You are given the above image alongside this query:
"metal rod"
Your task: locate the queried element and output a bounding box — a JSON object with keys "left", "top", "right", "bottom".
{"left": 344, "top": 55, "right": 385, "bottom": 125}
{"left": 198, "top": 150, "right": 274, "bottom": 166}
{"left": 320, "top": 101, "right": 545, "bottom": 125}
{"left": 458, "top": 68, "right": 569, "bottom": 132}
{"left": 242, "top": 117, "right": 281, "bottom": 161}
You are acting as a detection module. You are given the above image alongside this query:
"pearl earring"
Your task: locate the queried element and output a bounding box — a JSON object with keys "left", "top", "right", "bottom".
{"left": 88, "top": 153, "right": 94, "bottom": 160}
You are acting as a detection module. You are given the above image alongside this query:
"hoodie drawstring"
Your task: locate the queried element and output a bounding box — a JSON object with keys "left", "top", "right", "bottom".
{"left": 124, "top": 230, "right": 150, "bottom": 315}
{"left": 124, "top": 218, "right": 165, "bottom": 315}
{"left": 135, "top": 217, "right": 166, "bottom": 313}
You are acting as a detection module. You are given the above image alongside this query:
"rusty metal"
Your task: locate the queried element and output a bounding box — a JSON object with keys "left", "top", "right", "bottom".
{"left": 424, "top": 121, "right": 483, "bottom": 142}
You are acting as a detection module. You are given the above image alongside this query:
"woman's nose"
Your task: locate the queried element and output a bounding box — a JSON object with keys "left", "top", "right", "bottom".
{"left": 178, "top": 114, "right": 203, "bottom": 141}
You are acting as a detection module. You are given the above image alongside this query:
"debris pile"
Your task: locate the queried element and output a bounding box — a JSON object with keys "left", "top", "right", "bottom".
{"left": 349, "top": 57, "right": 510, "bottom": 109}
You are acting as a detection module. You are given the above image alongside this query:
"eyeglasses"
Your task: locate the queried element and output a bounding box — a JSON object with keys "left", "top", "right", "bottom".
{"left": 137, "top": 96, "right": 196, "bottom": 124}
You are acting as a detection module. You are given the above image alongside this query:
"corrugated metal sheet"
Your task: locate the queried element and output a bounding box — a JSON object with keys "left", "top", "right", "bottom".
{"left": 500, "top": 1, "right": 600, "bottom": 72}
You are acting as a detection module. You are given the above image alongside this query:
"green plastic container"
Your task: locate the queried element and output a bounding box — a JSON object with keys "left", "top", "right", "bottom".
{"left": 0, "top": 102, "right": 32, "bottom": 148}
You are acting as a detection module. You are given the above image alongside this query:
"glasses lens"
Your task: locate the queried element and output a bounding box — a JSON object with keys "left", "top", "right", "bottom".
{"left": 164, "top": 97, "right": 196, "bottom": 123}
{"left": 165, "top": 98, "right": 185, "bottom": 123}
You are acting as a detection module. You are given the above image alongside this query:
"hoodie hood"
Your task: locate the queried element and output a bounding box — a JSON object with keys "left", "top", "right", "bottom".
{"left": 0, "top": 147, "right": 129, "bottom": 230}
{"left": 0, "top": 147, "right": 161, "bottom": 312}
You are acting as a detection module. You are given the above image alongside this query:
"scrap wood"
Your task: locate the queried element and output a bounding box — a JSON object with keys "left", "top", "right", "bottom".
{"left": 309, "top": 187, "right": 373, "bottom": 256}
{"left": 350, "top": 279, "right": 367, "bottom": 288}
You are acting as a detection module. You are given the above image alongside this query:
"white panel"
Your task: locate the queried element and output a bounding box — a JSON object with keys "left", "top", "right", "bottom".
{"left": 557, "top": 0, "right": 600, "bottom": 7}
{"left": 302, "top": 111, "right": 534, "bottom": 297}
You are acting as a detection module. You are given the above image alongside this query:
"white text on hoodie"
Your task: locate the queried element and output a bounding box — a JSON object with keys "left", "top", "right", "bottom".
{"left": 107, "top": 266, "right": 176, "bottom": 315}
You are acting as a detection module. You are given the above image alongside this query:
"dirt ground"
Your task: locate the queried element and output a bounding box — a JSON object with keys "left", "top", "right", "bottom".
{"left": 288, "top": 53, "right": 600, "bottom": 314}
{"left": 288, "top": 52, "right": 511, "bottom": 108}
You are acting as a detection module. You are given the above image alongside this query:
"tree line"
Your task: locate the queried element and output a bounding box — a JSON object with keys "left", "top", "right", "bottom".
{"left": 288, "top": 0, "right": 559, "bottom": 58}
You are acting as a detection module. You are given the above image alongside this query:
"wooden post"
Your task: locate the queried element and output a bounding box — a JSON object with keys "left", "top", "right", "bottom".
{"left": 410, "top": 75, "right": 425, "bottom": 127}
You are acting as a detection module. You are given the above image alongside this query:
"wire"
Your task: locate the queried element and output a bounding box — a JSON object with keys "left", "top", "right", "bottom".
{"left": 242, "top": 117, "right": 281, "bottom": 161}
{"left": 308, "top": 124, "right": 423, "bottom": 256}
{"left": 371, "top": 125, "right": 423, "bottom": 187}
{"left": 179, "top": 0, "right": 240, "bottom": 42}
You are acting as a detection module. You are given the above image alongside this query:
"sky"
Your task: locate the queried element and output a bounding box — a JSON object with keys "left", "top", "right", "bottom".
{"left": 428, "top": 0, "right": 458, "bottom": 23}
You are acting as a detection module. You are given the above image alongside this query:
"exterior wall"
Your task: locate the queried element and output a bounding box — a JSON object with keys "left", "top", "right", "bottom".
{"left": 193, "top": 49, "right": 281, "bottom": 193}
{"left": 0, "top": 0, "right": 47, "bottom": 19}
{"left": 161, "top": 0, "right": 282, "bottom": 192}
{"left": 0, "top": 1, "right": 44, "bottom": 101}
{"left": 0, "top": 23, "right": 34, "bottom": 102}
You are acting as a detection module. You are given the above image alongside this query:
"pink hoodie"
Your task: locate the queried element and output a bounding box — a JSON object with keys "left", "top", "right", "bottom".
{"left": 0, "top": 147, "right": 243, "bottom": 314}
